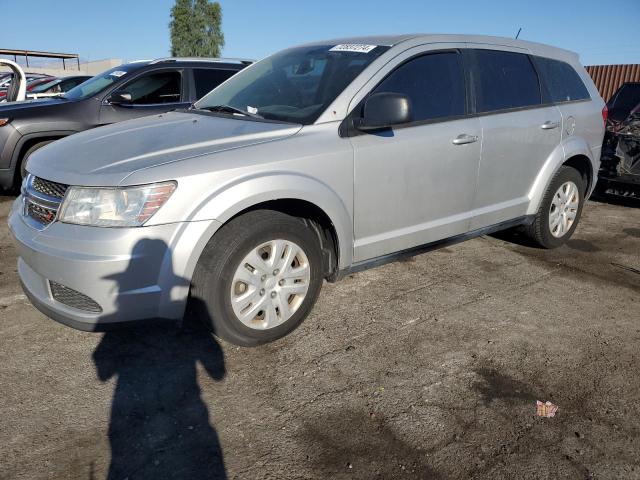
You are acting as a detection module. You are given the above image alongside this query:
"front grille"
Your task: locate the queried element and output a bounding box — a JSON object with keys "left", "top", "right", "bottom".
{"left": 27, "top": 202, "right": 57, "bottom": 225}
{"left": 22, "top": 175, "right": 67, "bottom": 229}
{"left": 49, "top": 281, "right": 103, "bottom": 313}
{"left": 32, "top": 176, "right": 69, "bottom": 199}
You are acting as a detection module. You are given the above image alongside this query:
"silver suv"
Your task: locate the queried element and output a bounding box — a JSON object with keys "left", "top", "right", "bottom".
{"left": 9, "top": 35, "right": 606, "bottom": 346}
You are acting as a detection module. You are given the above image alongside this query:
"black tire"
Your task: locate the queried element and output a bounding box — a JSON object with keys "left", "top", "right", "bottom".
{"left": 189, "top": 210, "right": 324, "bottom": 346}
{"left": 20, "top": 140, "right": 55, "bottom": 180}
{"left": 522, "top": 166, "right": 585, "bottom": 248}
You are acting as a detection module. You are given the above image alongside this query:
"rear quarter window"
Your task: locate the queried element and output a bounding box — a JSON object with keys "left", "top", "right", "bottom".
{"left": 532, "top": 56, "right": 590, "bottom": 103}
{"left": 467, "top": 49, "right": 541, "bottom": 113}
{"left": 193, "top": 68, "right": 237, "bottom": 99}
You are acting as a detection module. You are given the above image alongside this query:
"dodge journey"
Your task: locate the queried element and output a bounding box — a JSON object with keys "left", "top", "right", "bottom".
{"left": 9, "top": 35, "right": 606, "bottom": 346}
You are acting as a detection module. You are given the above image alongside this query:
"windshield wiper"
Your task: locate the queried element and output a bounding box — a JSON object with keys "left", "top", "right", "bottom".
{"left": 197, "top": 104, "right": 263, "bottom": 119}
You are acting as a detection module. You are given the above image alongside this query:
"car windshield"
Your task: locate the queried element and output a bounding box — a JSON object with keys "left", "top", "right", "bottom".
{"left": 195, "top": 44, "right": 390, "bottom": 124}
{"left": 31, "top": 79, "right": 60, "bottom": 93}
{"left": 63, "top": 64, "right": 144, "bottom": 101}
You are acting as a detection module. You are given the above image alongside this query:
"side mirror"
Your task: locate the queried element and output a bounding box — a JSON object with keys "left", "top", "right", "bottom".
{"left": 356, "top": 92, "right": 412, "bottom": 130}
{"left": 107, "top": 91, "right": 133, "bottom": 105}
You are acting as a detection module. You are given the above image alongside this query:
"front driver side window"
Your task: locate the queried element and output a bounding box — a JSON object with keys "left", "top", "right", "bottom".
{"left": 122, "top": 71, "right": 182, "bottom": 105}
{"left": 371, "top": 51, "right": 466, "bottom": 122}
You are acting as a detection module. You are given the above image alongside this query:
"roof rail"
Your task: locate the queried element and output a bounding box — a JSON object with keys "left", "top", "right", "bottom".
{"left": 150, "top": 57, "right": 254, "bottom": 65}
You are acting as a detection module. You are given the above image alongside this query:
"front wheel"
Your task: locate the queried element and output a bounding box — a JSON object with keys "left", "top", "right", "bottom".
{"left": 523, "top": 165, "right": 585, "bottom": 248}
{"left": 190, "top": 210, "right": 324, "bottom": 346}
{"left": 20, "top": 140, "right": 55, "bottom": 180}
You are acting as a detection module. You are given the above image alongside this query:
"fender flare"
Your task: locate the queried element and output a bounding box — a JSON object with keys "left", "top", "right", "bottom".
{"left": 187, "top": 172, "right": 354, "bottom": 270}
{"left": 526, "top": 137, "right": 596, "bottom": 215}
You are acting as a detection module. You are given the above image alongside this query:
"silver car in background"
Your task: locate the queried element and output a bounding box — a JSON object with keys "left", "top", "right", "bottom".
{"left": 9, "top": 34, "right": 606, "bottom": 346}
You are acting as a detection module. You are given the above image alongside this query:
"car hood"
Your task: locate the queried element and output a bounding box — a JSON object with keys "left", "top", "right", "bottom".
{"left": 0, "top": 97, "right": 67, "bottom": 112}
{"left": 27, "top": 111, "right": 302, "bottom": 186}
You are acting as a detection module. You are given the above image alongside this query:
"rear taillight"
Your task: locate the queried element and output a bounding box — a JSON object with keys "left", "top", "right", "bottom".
{"left": 602, "top": 105, "right": 609, "bottom": 125}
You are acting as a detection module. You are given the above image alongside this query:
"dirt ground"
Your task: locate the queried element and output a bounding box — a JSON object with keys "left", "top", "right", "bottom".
{"left": 1, "top": 192, "right": 639, "bottom": 480}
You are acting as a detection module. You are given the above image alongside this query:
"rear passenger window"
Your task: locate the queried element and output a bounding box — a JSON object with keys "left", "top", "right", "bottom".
{"left": 371, "top": 52, "right": 466, "bottom": 122}
{"left": 468, "top": 50, "right": 541, "bottom": 112}
{"left": 532, "top": 57, "right": 590, "bottom": 103}
{"left": 194, "top": 69, "right": 237, "bottom": 99}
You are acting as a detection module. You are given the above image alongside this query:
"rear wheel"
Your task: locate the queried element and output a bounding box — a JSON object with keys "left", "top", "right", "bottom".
{"left": 190, "top": 210, "right": 324, "bottom": 346}
{"left": 523, "top": 166, "right": 585, "bottom": 248}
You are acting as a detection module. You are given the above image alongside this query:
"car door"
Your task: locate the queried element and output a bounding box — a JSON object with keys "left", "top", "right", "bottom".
{"left": 99, "top": 68, "right": 191, "bottom": 124}
{"left": 464, "top": 48, "right": 563, "bottom": 230}
{"left": 350, "top": 48, "right": 481, "bottom": 263}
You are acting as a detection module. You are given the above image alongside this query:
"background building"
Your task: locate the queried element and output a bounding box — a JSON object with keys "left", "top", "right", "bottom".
{"left": 586, "top": 64, "right": 640, "bottom": 101}
{"left": 0, "top": 48, "right": 121, "bottom": 77}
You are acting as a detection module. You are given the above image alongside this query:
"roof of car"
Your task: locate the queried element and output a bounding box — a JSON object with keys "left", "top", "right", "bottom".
{"left": 299, "top": 34, "right": 418, "bottom": 48}
{"left": 119, "top": 57, "right": 252, "bottom": 71}
{"left": 150, "top": 57, "right": 253, "bottom": 66}
{"left": 298, "top": 34, "right": 579, "bottom": 62}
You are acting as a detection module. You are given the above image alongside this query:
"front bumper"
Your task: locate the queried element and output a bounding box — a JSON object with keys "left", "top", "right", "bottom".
{"left": 8, "top": 198, "right": 219, "bottom": 331}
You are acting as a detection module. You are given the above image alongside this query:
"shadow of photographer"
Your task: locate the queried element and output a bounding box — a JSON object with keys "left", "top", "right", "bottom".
{"left": 92, "top": 239, "right": 227, "bottom": 479}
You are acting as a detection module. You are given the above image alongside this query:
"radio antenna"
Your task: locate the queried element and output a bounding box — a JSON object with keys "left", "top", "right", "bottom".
{"left": 515, "top": 28, "right": 522, "bottom": 39}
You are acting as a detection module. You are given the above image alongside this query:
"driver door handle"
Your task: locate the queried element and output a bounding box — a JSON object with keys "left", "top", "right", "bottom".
{"left": 452, "top": 134, "right": 479, "bottom": 145}
{"left": 541, "top": 121, "right": 560, "bottom": 130}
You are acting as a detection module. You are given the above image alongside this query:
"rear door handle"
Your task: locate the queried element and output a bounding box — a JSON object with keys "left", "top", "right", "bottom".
{"left": 541, "top": 121, "right": 560, "bottom": 130}
{"left": 452, "top": 134, "right": 479, "bottom": 145}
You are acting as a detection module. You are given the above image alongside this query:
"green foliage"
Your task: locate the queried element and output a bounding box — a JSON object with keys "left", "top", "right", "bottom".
{"left": 170, "top": 0, "right": 225, "bottom": 57}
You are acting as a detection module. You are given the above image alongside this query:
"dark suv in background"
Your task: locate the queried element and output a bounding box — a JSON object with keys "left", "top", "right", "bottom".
{"left": 0, "top": 58, "right": 251, "bottom": 189}
{"left": 599, "top": 82, "right": 640, "bottom": 197}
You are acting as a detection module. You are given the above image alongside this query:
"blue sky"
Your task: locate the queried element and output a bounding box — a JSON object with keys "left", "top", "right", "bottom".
{"left": 1, "top": 0, "right": 639, "bottom": 66}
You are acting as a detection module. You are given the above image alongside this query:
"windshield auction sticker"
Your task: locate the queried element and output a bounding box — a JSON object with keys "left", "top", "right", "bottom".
{"left": 329, "top": 44, "right": 377, "bottom": 53}
{"left": 109, "top": 71, "right": 127, "bottom": 77}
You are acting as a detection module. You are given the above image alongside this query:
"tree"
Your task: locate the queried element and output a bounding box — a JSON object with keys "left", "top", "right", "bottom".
{"left": 170, "top": 0, "right": 225, "bottom": 58}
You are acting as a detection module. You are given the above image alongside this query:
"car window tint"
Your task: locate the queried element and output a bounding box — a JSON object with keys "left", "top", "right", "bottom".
{"left": 193, "top": 68, "right": 237, "bottom": 99}
{"left": 469, "top": 50, "right": 541, "bottom": 112}
{"left": 31, "top": 79, "right": 59, "bottom": 93}
{"left": 283, "top": 58, "right": 331, "bottom": 107}
{"left": 67, "top": 78, "right": 87, "bottom": 89}
{"left": 196, "top": 45, "right": 390, "bottom": 124}
{"left": 124, "top": 71, "right": 182, "bottom": 105}
{"left": 609, "top": 83, "right": 640, "bottom": 111}
{"left": 371, "top": 52, "right": 465, "bottom": 122}
{"left": 532, "top": 56, "right": 590, "bottom": 103}
{"left": 60, "top": 80, "right": 75, "bottom": 91}
{"left": 65, "top": 64, "right": 144, "bottom": 101}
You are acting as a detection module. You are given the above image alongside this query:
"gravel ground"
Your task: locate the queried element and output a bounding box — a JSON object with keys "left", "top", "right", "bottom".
{"left": 1, "top": 193, "right": 639, "bottom": 480}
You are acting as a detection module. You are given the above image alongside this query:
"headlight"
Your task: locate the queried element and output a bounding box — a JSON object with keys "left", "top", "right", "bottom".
{"left": 59, "top": 181, "right": 176, "bottom": 227}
